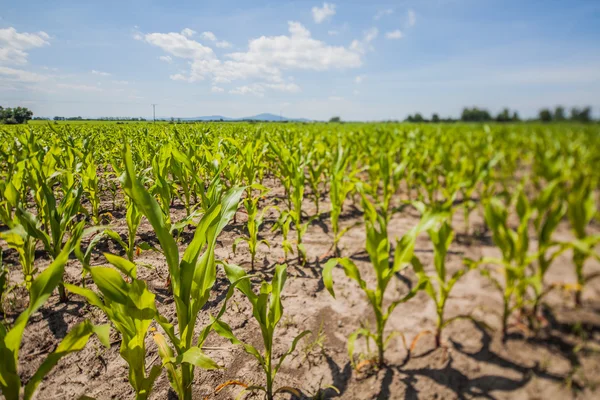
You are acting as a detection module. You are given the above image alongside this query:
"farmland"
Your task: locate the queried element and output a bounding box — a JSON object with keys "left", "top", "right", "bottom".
{"left": 1, "top": 122, "right": 600, "bottom": 399}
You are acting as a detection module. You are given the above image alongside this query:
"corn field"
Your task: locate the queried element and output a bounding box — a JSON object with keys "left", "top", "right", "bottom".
{"left": 1, "top": 122, "right": 599, "bottom": 399}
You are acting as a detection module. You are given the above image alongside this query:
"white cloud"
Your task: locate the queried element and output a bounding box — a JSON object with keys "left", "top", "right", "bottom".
{"left": 312, "top": 3, "right": 336, "bottom": 24}
{"left": 144, "top": 31, "right": 215, "bottom": 60}
{"left": 181, "top": 28, "right": 196, "bottom": 37}
{"left": 91, "top": 69, "right": 111, "bottom": 76}
{"left": 385, "top": 30, "right": 403, "bottom": 40}
{"left": 159, "top": 55, "right": 173, "bottom": 63}
{"left": 211, "top": 86, "right": 224, "bottom": 93}
{"left": 374, "top": 9, "right": 394, "bottom": 20}
{"left": 56, "top": 83, "right": 103, "bottom": 92}
{"left": 200, "top": 31, "right": 217, "bottom": 41}
{"left": 133, "top": 33, "right": 143, "bottom": 41}
{"left": 408, "top": 10, "right": 416, "bottom": 27}
{"left": 350, "top": 27, "right": 378, "bottom": 54}
{"left": 142, "top": 22, "right": 361, "bottom": 90}
{"left": 354, "top": 75, "right": 365, "bottom": 84}
{"left": 169, "top": 73, "right": 189, "bottom": 81}
{"left": 216, "top": 40, "right": 232, "bottom": 48}
{"left": 0, "top": 66, "right": 46, "bottom": 82}
{"left": 112, "top": 80, "right": 129, "bottom": 85}
{"left": 227, "top": 21, "right": 361, "bottom": 70}
{"left": 0, "top": 27, "right": 50, "bottom": 65}
{"left": 329, "top": 96, "right": 344, "bottom": 101}
{"left": 328, "top": 30, "right": 339, "bottom": 36}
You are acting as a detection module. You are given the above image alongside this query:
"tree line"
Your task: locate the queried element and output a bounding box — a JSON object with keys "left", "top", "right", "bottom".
{"left": 0, "top": 106, "right": 33, "bottom": 124}
{"left": 405, "top": 106, "right": 595, "bottom": 123}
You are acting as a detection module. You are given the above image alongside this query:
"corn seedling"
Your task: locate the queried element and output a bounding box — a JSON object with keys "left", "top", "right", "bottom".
{"left": 66, "top": 254, "right": 165, "bottom": 400}
{"left": 233, "top": 184, "right": 273, "bottom": 271}
{"left": 323, "top": 192, "right": 440, "bottom": 367}
{"left": 410, "top": 219, "right": 471, "bottom": 348}
{"left": 0, "top": 240, "right": 110, "bottom": 400}
{"left": 472, "top": 191, "right": 537, "bottom": 338}
{"left": 120, "top": 144, "right": 243, "bottom": 400}
{"left": 565, "top": 175, "right": 600, "bottom": 306}
{"left": 215, "top": 263, "right": 311, "bottom": 400}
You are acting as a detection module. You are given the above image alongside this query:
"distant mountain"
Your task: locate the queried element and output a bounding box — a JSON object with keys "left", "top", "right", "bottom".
{"left": 180, "top": 113, "right": 310, "bottom": 122}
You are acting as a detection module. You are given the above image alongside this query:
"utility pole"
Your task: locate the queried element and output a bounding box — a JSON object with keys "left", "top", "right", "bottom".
{"left": 151, "top": 104, "right": 157, "bottom": 123}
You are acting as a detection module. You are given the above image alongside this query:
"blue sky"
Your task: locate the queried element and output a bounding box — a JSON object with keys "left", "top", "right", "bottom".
{"left": 1, "top": 0, "right": 599, "bottom": 120}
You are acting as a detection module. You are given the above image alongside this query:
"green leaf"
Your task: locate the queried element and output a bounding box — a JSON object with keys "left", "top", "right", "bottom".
{"left": 89, "top": 267, "right": 129, "bottom": 304}
{"left": 104, "top": 253, "right": 137, "bottom": 279}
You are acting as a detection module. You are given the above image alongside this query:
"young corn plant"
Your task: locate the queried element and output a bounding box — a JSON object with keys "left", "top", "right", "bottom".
{"left": 233, "top": 185, "right": 273, "bottom": 271}
{"left": 0, "top": 225, "right": 37, "bottom": 292}
{"left": 272, "top": 210, "right": 294, "bottom": 262}
{"left": 16, "top": 191, "right": 86, "bottom": 302}
{"left": 306, "top": 144, "right": 328, "bottom": 216}
{"left": 105, "top": 198, "right": 143, "bottom": 263}
{"left": 288, "top": 150, "right": 311, "bottom": 265}
{"left": 471, "top": 191, "right": 536, "bottom": 339}
{"left": 66, "top": 254, "right": 166, "bottom": 400}
{"left": 81, "top": 152, "right": 101, "bottom": 225}
{"left": 565, "top": 175, "right": 600, "bottom": 306}
{"left": 323, "top": 192, "right": 440, "bottom": 367}
{"left": 214, "top": 263, "right": 310, "bottom": 400}
{"left": 328, "top": 144, "right": 358, "bottom": 257}
{"left": 529, "top": 180, "right": 568, "bottom": 321}
{"left": 410, "top": 219, "right": 471, "bottom": 348}
{"left": 0, "top": 241, "right": 110, "bottom": 400}
{"left": 120, "top": 144, "right": 243, "bottom": 400}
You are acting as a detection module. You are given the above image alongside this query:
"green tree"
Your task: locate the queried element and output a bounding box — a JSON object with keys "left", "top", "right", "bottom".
{"left": 13, "top": 107, "right": 34, "bottom": 124}
{"left": 329, "top": 116, "right": 341, "bottom": 123}
{"left": 432, "top": 113, "right": 440, "bottom": 122}
{"left": 554, "top": 106, "right": 566, "bottom": 121}
{"left": 496, "top": 108, "right": 511, "bottom": 122}
{"left": 539, "top": 108, "right": 553, "bottom": 122}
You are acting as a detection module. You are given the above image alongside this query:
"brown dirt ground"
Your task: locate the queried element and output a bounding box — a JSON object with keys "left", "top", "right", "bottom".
{"left": 3, "top": 182, "right": 600, "bottom": 400}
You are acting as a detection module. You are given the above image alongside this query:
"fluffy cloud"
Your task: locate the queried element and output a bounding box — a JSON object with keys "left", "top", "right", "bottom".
{"left": 159, "top": 55, "right": 173, "bottom": 63}
{"left": 181, "top": 28, "right": 196, "bottom": 37}
{"left": 143, "top": 31, "right": 215, "bottom": 60}
{"left": 211, "top": 86, "right": 224, "bottom": 93}
{"left": 0, "top": 66, "right": 46, "bottom": 82}
{"left": 385, "top": 30, "right": 403, "bottom": 39}
{"left": 200, "top": 31, "right": 217, "bottom": 41}
{"left": 170, "top": 73, "right": 189, "bottom": 81}
{"left": 350, "top": 28, "right": 378, "bottom": 54}
{"left": 312, "top": 3, "right": 336, "bottom": 24}
{"left": 0, "top": 27, "right": 50, "bottom": 65}
{"left": 354, "top": 75, "right": 364, "bottom": 84}
{"left": 142, "top": 21, "right": 361, "bottom": 94}
{"left": 227, "top": 21, "right": 361, "bottom": 70}
{"left": 91, "top": 69, "right": 111, "bottom": 76}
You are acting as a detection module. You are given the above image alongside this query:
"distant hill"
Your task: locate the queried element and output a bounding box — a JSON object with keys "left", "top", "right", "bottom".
{"left": 180, "top": 113, "right": 310, "bottom": 122}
